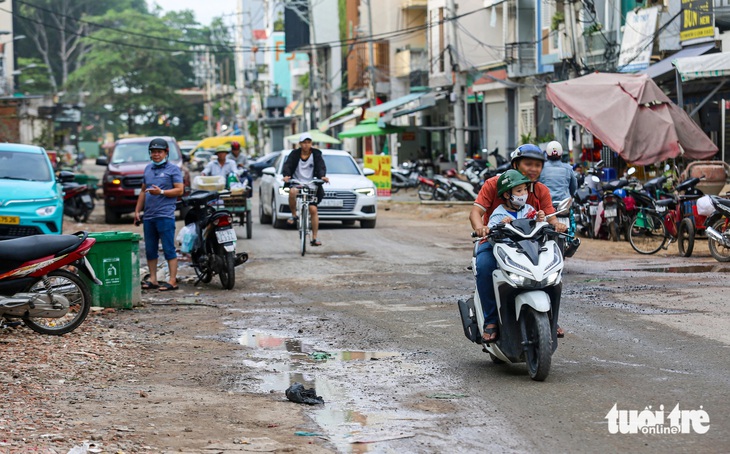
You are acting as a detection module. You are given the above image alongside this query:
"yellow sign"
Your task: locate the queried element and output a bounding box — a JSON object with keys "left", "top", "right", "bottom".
{"left": 680, "top": 0, "right": 714, "bottom": 43}
{"left": 363, "top": 154, "right": 391, "bottom": 198}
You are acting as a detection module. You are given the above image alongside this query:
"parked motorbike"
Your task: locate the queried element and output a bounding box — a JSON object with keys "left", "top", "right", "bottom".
{"left": 182, "top": 190, "right": 248, "bottom": 289}
{"left": 58, "top": 170, "right": 94, "bottom": 222}
{"left": 443, "top": 169, "right": 478, "bottom": 201}
{"left": 0, "top": 231, "right": 100, "bottom": 335}
{"left": 702, "top": 195, "right": 730, "bottom": 262}
{"left": 458, "top": 198, "right": 575, "bottom": 381}
{"left": 391, "top": 161, "right": 422, "bottom": 193}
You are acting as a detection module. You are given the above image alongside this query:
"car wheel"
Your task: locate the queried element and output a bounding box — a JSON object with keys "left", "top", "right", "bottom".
{"left": 259, "top": 189, "right": 272, "bottom": 224}
{"left": 360, "top": 219, "right": 376, "bottom": 229}
{"left": 272, "top": 193, "right": 287, "bottom": 229}
{"left": 104, "top": 207, "right": 121, "bottom": 224}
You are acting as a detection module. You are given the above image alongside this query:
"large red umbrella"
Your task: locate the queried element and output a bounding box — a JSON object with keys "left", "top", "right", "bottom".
{"left": 546, "top": 73, "right": 718, "bottom": 165}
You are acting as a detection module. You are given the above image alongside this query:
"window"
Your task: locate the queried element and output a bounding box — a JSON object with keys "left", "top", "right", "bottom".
{"left": 0, "top": 151, "right": 52, "bottom": 182}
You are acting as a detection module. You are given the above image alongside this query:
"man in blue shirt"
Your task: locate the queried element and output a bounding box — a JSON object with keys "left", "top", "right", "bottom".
{"left": 539, "top": 140, "right": 577, "bottom": 202}
{"left": 202, "top": 146, "right": 238, "bottom": 177}
{"left": 134, "top": 138, "right": 184, "bottom": 291}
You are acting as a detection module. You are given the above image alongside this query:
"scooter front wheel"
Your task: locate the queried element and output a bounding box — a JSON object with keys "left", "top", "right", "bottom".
{"left": 523, "top": 308, "right": 552, "bottom": 381}
{"left": 23, "top": 269, "right": 91, "bottom": 335}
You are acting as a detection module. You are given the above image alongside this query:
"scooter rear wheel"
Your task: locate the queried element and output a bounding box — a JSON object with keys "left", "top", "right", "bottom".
{"left": 23, "top": 269, "right": 91, "bottom": 335}
{"left": 523, "top": 308, "right": 552, "bottom": 381}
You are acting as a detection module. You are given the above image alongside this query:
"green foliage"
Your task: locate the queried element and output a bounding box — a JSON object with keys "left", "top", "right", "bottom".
{"left": 583, "top": 22, "right": 603, "bottom": 36}
{"left": 537, "top": 133, "right": 555, "bottom": 143}
{"left": 274, "top": 11, "right": 284, "bottom": 32}
{"left": 15, "top": 57, "right": 54, "bottom": 94}
{"left": 551, "top": 12, "right": 565, "bottom": 32}
{"left": 298, "top": 73, "right": 310, "bottom": 91}
{"left": 519, "top": 133, "right": 533, "bottom": 145}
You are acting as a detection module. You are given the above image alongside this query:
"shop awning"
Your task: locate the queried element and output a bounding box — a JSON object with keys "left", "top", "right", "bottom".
{"left": 643, "top": 43, "right": 716, "bottom": 80}
{"left": 673, "top": 52, "right": 730, "bottom": 82}
{"left": 338, "top": 118, "right": 406, "bottom": 138}
{"left": 317, "top": 99, "right": 369, "bottom": 131}
{"left": 378, "top": 92, "right": 446, "bottom": 125}
{"left": 364, "top": 93, "right": 425, "bottom": 120}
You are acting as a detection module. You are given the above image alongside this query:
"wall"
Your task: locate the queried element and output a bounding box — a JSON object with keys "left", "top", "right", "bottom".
{"left": 0, "top": 3, "right": 15, "bottom": 95}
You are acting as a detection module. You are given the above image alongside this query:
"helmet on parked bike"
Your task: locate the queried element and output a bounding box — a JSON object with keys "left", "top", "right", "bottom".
{"left": 510, "top": 144, "right": 545, "bottom": 167}
{"left": 444, "top": 168, "right": 457, "bottom": 178}
{"left": 148, "top": 137, "right": 168, "bottom": 151}
{"left": 230, "top": 141, "right": 241, "bottom": 151}
{"left": 497, "top": 169, "right": 532, "bottom": 197}
{"left": 545, "top": 141, "right": 563, "bottom": 160}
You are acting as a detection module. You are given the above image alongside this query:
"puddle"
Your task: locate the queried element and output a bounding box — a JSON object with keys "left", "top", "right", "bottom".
{"left": 621, "top": 265, "right": 730, "bottom": 274}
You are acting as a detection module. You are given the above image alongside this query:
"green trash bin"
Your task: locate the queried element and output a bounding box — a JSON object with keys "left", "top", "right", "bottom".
{"left": 85, "top": 231, "right": 142, "bottom": 309}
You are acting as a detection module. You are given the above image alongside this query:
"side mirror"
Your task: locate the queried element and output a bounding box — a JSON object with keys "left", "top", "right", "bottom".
{"left": 262, "top": 167, "right": 276, "bottom": 176}
{"left": 96, "top": 156, "right": 109, "bottom": 166}
{"left": 547, "top": 197, "right": 573, "bottom": 218}
{"left": 627, "top": 167, "right": 636, "bottom": 176}
{"left": 664, "top": 164, "right": 670, "bottom": 172}
{"left": 363, "top": 167, "right": 375, "bottom": 176}
{"left": 57, "top": 170, "right": 76, "bottom": 183}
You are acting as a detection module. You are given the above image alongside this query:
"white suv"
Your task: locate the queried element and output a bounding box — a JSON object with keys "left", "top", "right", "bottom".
{"left": 258, "top": 149, "right": 378, "bottom": 229}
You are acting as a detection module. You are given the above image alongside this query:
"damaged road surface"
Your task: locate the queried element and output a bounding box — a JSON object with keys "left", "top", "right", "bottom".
{"left": 2, "top": 202, "right": 729, "bottom": 452}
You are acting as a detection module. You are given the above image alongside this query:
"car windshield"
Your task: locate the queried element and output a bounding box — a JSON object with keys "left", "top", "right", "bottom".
{"left": 0, "top": 150, "right": 52, "bottom": 181}
{"left": 111, "top": 141, "right": 181, "bottom": 164}
{"left": 323, "top": 155, "right": 361, "bottom": 175}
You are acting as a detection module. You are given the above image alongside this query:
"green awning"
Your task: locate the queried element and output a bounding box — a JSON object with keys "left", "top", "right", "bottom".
{"left": 364, "top": 93, "right": 425, "bottom": 120}
{"left": 284, "top": 129, "right": 341, "bottom": 144}
{"left": 338, "top": 118, "right": 406, "bottom": 138}
{"left": 317, "top": 106, "right": 356, "bottom": 131}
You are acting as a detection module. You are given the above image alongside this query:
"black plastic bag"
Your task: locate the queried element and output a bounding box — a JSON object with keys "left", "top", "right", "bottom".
{"left": 285, "top": 382, "right": 324, "bottom": 405}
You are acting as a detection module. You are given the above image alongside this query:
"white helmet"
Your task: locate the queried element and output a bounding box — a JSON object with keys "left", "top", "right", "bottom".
{"left": 546, "top": 141, "right": 563, "bottom": 159}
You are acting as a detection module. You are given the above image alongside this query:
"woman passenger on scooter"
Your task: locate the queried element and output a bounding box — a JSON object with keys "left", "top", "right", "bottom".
{"left": 468, "top": 144, "right": 567, "bottom": 342}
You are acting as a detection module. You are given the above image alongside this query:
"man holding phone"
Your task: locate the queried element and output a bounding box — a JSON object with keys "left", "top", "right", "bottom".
{"left": 135, "top": 138, "right": 184, "bottom": 291}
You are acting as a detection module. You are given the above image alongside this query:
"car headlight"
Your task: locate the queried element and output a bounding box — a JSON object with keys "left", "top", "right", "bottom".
{"left": 355, "top": 187, "right": 375, "bottom": 197}
{"left": 278, "top": 186, "right": 290, "bottom": 196}
{"left": 105, "top": 175, "right": 121, "bottom": 184}
{"left": 36, "top": 205, "right": 57, "bottom": 216}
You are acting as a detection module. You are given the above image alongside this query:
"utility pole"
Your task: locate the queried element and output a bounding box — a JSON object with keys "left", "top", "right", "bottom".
{"left": 307, "top": 1, "right": 319, "bottom": 131}
{"left": 205, "top": 48, "right": 214, "bottom": 137}
{"left": 235, "top": 0, "right": 251, "bottom": 151}
{"left": 564, "top": 0, "right": 582, "bottom": 163}
{"left": 448, "top": 0, "right": 465, "bottom": 170}
{"left": 366, "top": 0, "right": 379, "bottom": 154}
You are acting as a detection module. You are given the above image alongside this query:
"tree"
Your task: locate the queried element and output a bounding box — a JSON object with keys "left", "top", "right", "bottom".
{"left": 14, "top": 0, "right": 147, "bottom": 92}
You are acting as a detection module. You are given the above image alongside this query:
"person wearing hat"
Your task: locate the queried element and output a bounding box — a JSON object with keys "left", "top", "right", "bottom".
{"left": 468, "top": 144, "right": 567, "bottom": 342}
{"left": 201, "top": 145, "right": 238, "bottom": 177}
{"left": 135, "top": 138, "right": 184, "bottom": 292}
{"left": 282, "top": 132, "right": 329, "bottom": 246}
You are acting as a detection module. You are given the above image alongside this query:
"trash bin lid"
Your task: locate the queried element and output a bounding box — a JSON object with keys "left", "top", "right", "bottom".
{"left": 89, "top": 231, "right": 142, "bottom": 242}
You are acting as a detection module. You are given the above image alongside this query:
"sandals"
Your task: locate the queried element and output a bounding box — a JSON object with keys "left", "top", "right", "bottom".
{"left": 482, "top": 323, "right": 499, "bottom": 343}
{"left": 557, "top": 325, "right": 565, "bottom": 338}
{"left": 310, "top": 238, "right": 322, "bottom": 246}
{"left": 286, "top": 216, "right": 299, "bottom": 226}
{"left": 158, "top": 282, "right": 179, "bottom": 291}
{"left": 141, "top": 280, "right": 159, "bottom": 290}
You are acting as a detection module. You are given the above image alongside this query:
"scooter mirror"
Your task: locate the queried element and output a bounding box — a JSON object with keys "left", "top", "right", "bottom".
{"left": 546, "top": 197, "right": 572, "bottom": 219}
{"left": 664, "top": 164, "right": 670, "bottom": 172}
{"left": 627, "top": 167, "right": 636, "bottom": 176}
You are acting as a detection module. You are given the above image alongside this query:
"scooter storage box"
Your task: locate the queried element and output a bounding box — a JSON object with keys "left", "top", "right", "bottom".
{"left": 192, "top": 175, "right": 225, "bottom": 191}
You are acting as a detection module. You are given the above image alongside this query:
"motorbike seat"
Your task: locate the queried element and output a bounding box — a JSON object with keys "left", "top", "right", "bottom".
{"left": 655, "top": 199, "right": 676, "bottom": 209}
{"left": 185, "top": 190, "right": 219, "bottom": 208}
{"left": 675, "top": 177, "right": 701, "bottom": 193}
{"left": 0, "top": 235, "right": 83, "bottom": 273}
{"left": 713, "top": 196, "right": 730, "bottom": 210}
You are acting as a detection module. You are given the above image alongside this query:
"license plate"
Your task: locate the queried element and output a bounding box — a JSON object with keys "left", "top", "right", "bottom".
{"left": 134, "top": 188, "right": 141, "bottom": 196}
{"left": 319, "top": 198, "right": 343, "bottom": 207}
{"left": 0, "top": 215, "right": 19, "bottom": 225}
{"left": 589, "top": 205, "right": 597, "bottom": 215}
{"left": 215, "top": 228, "right": 236, "bottom": 244}
{"left": 656, "top": 205, "right": 667, "bottom": 213}
{"left": 557, "top": 217, "right": 569, "bottom": 226}
{"left": 604, "top": 208, "right": 617, "bottom": 218}
{"left": 81, "top": 194, "right": 92, "bottom": 203}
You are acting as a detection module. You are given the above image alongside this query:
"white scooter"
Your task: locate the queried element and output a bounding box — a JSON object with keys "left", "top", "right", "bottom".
{"left": 458, "top": 198, "right": 576, "bottom": 381}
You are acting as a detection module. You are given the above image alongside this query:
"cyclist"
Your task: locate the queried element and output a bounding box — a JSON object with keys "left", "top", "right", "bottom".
{"left": 282, "top": 133, "right": 329, "bottom": 246}
{"left": 539, "top": 140, "right": 577, "bottom": 202}
{"left": 469, "top": 144, "right": 567, "bottom": 342}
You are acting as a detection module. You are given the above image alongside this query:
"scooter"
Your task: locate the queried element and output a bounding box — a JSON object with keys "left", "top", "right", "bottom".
{"left": 391, "top": 161, "right": 422, "bottom": 193}
{"left": 458, "top": 198, "right": 576, "bottom": 381}
{"left": 59, "top": 170, "right": 94, "bottom": 222}
{"left": 181, "top": 190, "right": 248, "bottom": 290}
{"left": 705, "top": 195, "right": 730, "bottom": 262}
{"left": 0, "top": 231, "right": 101, "bottom": 335}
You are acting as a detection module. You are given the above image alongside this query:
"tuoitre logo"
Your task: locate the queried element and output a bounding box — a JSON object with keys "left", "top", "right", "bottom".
{"left": 606, "top": 404, "right": 710, "bottom": 435}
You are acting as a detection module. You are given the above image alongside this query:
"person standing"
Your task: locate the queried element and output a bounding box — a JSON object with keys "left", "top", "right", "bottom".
{"left": 135, "top": 138, "right": 184, "bottom": 291}
{"left": 282, "top": 133, "right": 329, "bottom": 246}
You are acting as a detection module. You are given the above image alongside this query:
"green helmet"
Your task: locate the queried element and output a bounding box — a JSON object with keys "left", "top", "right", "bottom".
{"left": 497, "top": 169, "right": 531, "bottom": 197}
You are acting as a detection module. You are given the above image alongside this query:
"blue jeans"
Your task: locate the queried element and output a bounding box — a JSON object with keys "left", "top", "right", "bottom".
{"left": 143, "top": 217, "right": 177, "bottom": 261}
{"left": 476, "top": 242, "right": 498, "bottom": 326}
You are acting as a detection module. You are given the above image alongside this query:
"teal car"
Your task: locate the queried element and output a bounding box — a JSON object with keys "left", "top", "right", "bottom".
{"left": 0, "top": 144, "right": 64, "bottom": 239}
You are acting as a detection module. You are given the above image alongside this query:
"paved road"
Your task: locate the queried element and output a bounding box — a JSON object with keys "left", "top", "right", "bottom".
{"left": 229, "top": 194, "right": 730, "bottom": 453}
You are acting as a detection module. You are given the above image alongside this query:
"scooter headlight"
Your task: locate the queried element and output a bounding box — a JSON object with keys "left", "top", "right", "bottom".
{"left": 506, "top": 272, "right": 538, "bottom": 288}
{"left": 545, "top": 271, "right": 561, "bottom": 286}
{"left": 36, "top": 205, "right": 57, "bottom": 216}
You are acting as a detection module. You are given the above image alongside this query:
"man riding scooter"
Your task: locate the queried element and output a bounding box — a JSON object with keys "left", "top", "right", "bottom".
{"left": 469, "top": 144, "right": 568, "bottom": 342}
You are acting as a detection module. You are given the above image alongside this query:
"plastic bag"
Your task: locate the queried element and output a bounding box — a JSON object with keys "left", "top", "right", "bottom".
{"left": 696, "top": 195, "right": 715, "bottom": 217}
{"left": 285, "top": 382, "right": 324, "bottom": 405}
{"left": 178, "top": 223, "right": 198, "bottom": 253}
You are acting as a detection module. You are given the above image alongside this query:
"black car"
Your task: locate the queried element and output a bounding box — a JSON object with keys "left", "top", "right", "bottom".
{"left": 248, "top": 151, "right": 282, "bottom": 178}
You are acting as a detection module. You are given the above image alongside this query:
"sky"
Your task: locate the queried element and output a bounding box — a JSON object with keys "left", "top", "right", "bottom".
{"left": 147, "top": 0, "right": 237, "bottom": 26}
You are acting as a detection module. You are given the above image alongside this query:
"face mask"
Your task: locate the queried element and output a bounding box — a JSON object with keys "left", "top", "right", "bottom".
{"left": 510, "top": 194, "right": 528, "bottom": 208}
{"left": 153, "top": 157, "right": 167, "bottom": 166}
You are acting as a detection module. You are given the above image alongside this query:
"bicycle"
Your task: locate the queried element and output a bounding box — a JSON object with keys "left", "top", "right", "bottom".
{"left": 628, "top": 198, "right": 694, "bottom": 256}
{"left": 288, "top": 178, "right": 325, "bottom": 256}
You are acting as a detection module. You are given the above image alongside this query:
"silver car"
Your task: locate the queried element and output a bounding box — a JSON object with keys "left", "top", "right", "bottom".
{"left": 258, "top": 149, "right": 377, "bottom": 229}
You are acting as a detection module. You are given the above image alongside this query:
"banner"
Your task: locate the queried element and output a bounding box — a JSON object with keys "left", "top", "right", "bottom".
{"left": 363, "top": 154, "right": 391, "bottom": 198}
{"left": 618, "top": 7, "right": 659, "bottom": 73}
{"left": 680, "top": 0, "right": 714, "bottom": 43}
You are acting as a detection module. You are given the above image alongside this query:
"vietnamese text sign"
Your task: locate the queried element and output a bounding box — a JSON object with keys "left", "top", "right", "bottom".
{"left": 680, "top": 0, "right": 714, "bottom": 43}
{"left": 364, "top": 154, "right": 392, "bottom": 198}
{"left": 618, "top": 7, "right": 659, "bottom": 73}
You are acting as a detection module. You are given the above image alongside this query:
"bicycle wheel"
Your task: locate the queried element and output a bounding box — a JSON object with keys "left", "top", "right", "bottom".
{"left": 629, "top": 211, "right": 667, "bottom": 255}
{"left": 300, "top": 206, "right": 308, "bottom": 256}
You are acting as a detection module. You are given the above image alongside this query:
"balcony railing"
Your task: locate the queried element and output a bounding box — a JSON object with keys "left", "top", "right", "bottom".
{"left": 504, "top": 42, "right": 536, "bottom": 78}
